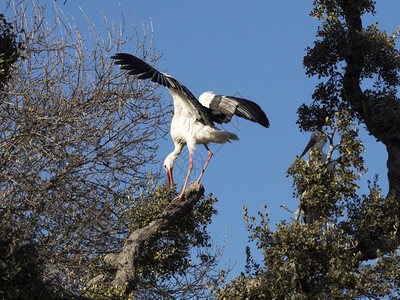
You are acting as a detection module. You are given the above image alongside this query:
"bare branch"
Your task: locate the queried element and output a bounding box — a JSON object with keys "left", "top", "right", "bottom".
{"left": 1, "top": 0, "right": 170, "bottom": 292}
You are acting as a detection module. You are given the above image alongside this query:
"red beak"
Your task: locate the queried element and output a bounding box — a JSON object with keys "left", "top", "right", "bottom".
{"left": 300, "top": 138, "right": 316, "bottom": 158}
{"left": 167, "top": 168, "right": 174, "bottom": 187}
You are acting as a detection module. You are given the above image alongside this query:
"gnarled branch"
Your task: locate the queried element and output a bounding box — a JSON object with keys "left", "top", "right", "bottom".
{"left": 109, "top": 183, "right": 205, "bottom": 294}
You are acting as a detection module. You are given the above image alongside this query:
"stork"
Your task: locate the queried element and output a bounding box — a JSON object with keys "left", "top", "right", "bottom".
{"left": 299, "top": 131, "right": 334, "bottom": 223}
{"left": 300, "top": 131, "right": 333, "bottom": 170}
{"left": 112, "top": 53, "right": 269, "bottom": 200}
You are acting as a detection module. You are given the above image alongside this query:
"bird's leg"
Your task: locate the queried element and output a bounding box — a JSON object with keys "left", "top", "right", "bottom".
{"left": 173, "top": 152, "right": 193, "bottom": 201}
{"left": 193, "top": 145, "right": 213, "bottom": 184}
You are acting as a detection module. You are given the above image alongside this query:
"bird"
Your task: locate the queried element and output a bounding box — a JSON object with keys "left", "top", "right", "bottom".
{"left": 299, "top": 131, "right": 334, "bottom": 223}
{"left": 300, "top": 131, "right": 334, "bottom": 171}
{"left": 300, "top": 131, "right": 333, "bottom": 167}
{"left": 111, "top": 53, "right": 269, "bottom": 200}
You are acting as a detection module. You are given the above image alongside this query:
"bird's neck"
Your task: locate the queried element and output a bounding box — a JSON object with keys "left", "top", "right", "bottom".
{"left": 169, "top": 142, "right": 184, "bottom": 161}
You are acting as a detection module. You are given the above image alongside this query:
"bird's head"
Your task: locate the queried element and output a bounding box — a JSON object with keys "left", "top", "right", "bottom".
{"left": 300, "top": 131, "right": 327, "bottom": 158}
{"left": 163, "top": 154, "right": 176, "bottom": 187}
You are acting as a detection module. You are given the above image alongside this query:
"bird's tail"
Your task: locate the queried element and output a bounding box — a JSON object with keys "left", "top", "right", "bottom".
{"left": 212, "top": 129, "right": 239, "bottom": 143}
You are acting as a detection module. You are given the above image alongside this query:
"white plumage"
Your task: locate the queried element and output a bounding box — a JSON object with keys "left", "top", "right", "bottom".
{"left": 112, "top": 53, "right": 269, "bottom": 200}
{"left": 300, "top": 131, "right": 334, "bottom": 171}
{"left": 300, "top": 131, "right": 334, "bottom": 223}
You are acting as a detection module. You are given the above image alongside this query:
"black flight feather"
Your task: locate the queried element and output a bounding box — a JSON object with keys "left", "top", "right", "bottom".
{"left": 227, "top": 96, "right": 270, "bottom": 128}
{"left": 111, "top": 53, "right": 215, "bottom": 126}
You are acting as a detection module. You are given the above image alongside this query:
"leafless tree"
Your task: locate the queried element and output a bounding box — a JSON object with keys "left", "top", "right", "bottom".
{"left": 1, "top": 0, "right": 171, "bottom": 293}
{"left": 1, "top": 1, "right": 230, "bottom": 298}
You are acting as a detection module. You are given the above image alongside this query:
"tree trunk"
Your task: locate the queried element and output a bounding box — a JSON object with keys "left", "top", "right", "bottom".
{"left": 386, "top": 139, "right": 400, "bottom": 220}
{"left": 341, "top": 2, "right": 400, "bottom": 256}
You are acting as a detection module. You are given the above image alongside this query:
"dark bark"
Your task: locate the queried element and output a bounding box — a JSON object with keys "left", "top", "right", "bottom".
{"left": 387, "top": 140, "right": 400, "bottom": 196}
{"left": 341, "top": 2, "right": 400, "bottom": 255}
{"left": 387, "top": 140, "right": 400, "bottom": 235}
{"left": 109, "top": 183, "right": 205, "bottom": 294}
{"left": 342, "top": 5, "right": 400, "bottom": 200}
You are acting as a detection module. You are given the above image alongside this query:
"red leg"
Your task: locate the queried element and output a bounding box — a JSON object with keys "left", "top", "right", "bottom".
{"left": 173, "top": 152, "right": 193, "bottom": 201}
{"left": 195, "top": 145, "right": 213, "bottom": 183}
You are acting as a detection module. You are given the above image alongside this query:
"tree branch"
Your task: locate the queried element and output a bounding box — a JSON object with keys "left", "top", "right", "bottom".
{"left": 109, "top": 183, "right": 205, "bottom": 294}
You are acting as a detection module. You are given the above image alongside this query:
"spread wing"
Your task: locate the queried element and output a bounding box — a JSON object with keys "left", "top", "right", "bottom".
{"left": 199, "top": 91, "right": 270, "bottom": 128}
{"left": 111, "top": 53, "right": 214, "bottom": 126}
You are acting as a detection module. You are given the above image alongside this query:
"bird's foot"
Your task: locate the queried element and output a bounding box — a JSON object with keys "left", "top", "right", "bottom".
{"left": 189, "top": 179, "right": 200, "bottom": 186}
{"left": 172, "top": 193, "right": 185, "bottom": 202}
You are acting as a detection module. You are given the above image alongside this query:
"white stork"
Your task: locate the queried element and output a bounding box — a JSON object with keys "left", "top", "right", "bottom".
{"left": 299, "top": 131, "right": 334, "bottom": 223}
{"left": 112, "top": 53, "right": 269, "bottom": 200}
{"left": 300, "top": 131, "right": 334, "bottom": 171}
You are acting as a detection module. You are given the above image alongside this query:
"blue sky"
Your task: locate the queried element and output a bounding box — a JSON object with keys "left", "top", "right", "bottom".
{"left": 8, "top": 0, "right": 399, "bottom": 281}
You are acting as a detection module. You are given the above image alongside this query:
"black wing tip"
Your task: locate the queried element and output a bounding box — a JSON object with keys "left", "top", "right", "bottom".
{"left": 111, "top": 53, "right": 150, "bottom": 68}
{"left": 110, "top": 52, "right": 174, "bottom": 90}
{"left": 247, "top": 113, "right": 269, "bottom": 128}
{"left": 111, "top": 53, "right": 156, "bottom": 78}
{"left": 111, "top": 52, "right": 132, "bottom": 58}
{"left": 111, "top": 52, "right": 131, "bottom": 61}
{"left": 231, "top": 96, "right": 270, "bottom": 128}
{"left": 252, "top": 106, "right": 270, "bottom": 128}
{"left": 256, "top": 115, "right": 270, "bottom": 128}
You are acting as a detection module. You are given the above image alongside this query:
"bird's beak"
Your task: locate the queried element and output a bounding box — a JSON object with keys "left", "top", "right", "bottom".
{"left": 300, "top": 138, "right": 316, "bottom": 158}
{"left": 167, "top": 168, "right": 174, "bottom": 187}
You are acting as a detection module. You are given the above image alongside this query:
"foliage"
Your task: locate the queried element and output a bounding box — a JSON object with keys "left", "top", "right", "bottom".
{"left": 216, "top": 110, "right": 400, "bottom": 298}
{"left": 298, "top": 0, "right": 400, "bottom": 139}
{"left": 215, "top": 1, "right": 400, "bottom": 298}
{"left": 128, "top": 180, "right": 218, "bottom": 282}
{"left": 298, "top": 0, "right": 400, "bottom": 259}
{"left": 128, "top": 184, "right": 222, "bottom": 299}
{"left": 128, "top": 182, "right": 217, "bottom": 281}
{"left": 83, "top": 282, "right": 131, "bottom": 300}
{"left": 289, "top": 110, "right": 365, "bottom": 223}
{"left": 347, "top": 177, "right": 399, "bottom": 260}
{"left": 0, "top": 215, "right": 56, "bottom": 300}
{"left": 83, "top": 180, "right": 223, "bottom": 300}
{"left": 0, "top": 13, "right": 23, "bottom": 90}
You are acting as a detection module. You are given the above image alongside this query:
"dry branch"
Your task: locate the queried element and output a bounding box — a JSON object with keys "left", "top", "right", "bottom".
{"left": 1, "top": 0, "right": 171, "bottom": 292}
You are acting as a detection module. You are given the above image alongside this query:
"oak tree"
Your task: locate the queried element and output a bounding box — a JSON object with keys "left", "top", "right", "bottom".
{"left": 216, "top": 1, "right": 400, "bottom": 298}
